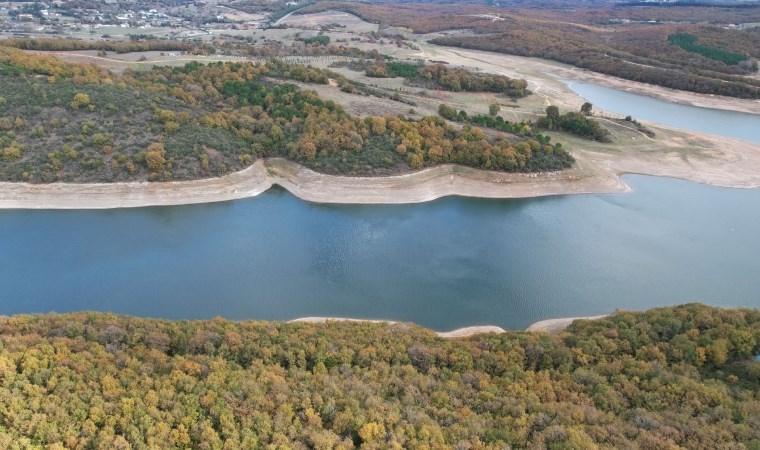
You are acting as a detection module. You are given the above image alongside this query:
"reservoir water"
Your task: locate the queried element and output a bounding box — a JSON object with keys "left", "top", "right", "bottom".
{"left": 567, "top": 82, "right": 760, "bottom": 143}
{"left": 1, "top": 175, "right": 758, "bottom": 330}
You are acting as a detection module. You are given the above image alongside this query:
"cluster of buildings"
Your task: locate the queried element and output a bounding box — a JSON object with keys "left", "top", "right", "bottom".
{"left": 1, "top": 2, "right": 191, "bottom": 30}
{"left": 0, "top": 1, "right": 276, "bottom": 35}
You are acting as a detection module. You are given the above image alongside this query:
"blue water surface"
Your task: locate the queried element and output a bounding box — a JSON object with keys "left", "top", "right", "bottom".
{"left": 1, "top": 175, "right": 758, "bottom": 330}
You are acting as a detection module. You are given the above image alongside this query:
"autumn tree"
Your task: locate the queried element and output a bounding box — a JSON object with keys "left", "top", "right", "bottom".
{"left": 145, "top": 142, "right": 166, "bottom": 172}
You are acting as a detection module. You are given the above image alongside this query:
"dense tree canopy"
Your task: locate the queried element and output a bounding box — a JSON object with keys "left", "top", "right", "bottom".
{"left": 0, "top": 304, "right": 757, "bottom": 448}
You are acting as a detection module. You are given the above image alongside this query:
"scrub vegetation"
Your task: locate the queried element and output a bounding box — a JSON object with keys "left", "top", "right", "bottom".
{"left": 0, "top": 304, "right": 757, "bottom": 448}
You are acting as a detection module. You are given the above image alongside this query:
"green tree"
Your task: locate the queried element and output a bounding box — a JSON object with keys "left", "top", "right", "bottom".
{"left": 1, "top": 141, "right": 21, "bottom": 161}
{"left": 70, "top": 92, "right": 91, "bottom": 110}
{"left": 546, "top": 105, "right": 560, "bottom": 120}
{"left": 438, "top": 103, "right": 457, "bottom": 121}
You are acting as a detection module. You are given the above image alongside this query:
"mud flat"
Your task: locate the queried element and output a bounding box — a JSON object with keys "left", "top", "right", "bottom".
{"left": 525, "top": 315, "right": 610, "bottom": 334}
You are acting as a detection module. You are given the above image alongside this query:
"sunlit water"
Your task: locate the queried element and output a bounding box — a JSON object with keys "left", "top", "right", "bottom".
{"left": 1, "top": 175, "right": 758, "bottom": 330}
{"left": 568, "top": 82, "right": 760, "bottom": 143}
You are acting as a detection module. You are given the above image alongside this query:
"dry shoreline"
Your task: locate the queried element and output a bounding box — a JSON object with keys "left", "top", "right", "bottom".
{"left": 2, "top": 135, "right": 760, "bottom": 209}
{"left": 290, "top": 317, "right": 505, "bottom": 338}
{"left": 0, "top": 156, "right": 629, "bottom": 209}
{"left": 3, "top": 116, "right": 760, "bottom": 210}
{"left": 525, "top": 315, "right": 610, "bottom": 335}
{"left": 290, "top": 315, "right": 609, "bottom": 337}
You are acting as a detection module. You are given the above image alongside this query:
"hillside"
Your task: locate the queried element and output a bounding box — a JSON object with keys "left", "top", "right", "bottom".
{"left": 297, "top": 2, "right": 760, "bottom": 99}
{"left": 0, "top": 47, "right": 571, "bottom": 184}
{"left": 0, "top": 304, "right": 758, "bottom": 448}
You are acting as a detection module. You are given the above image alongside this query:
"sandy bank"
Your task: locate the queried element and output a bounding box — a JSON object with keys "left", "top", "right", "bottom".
{"left": 0, "top": 160, "right": 273, "bottom": 209}
{"left": 525, "top": 314, "right": 610, "bottom": 335}
{"left": 0, "top": 156, "right": 627, "bottom": 209}
{"left": 290, "top": 314, "right": 610, "bottom": 337}
{"left": 289, "top": 317, "right": 506, "bottom": 338}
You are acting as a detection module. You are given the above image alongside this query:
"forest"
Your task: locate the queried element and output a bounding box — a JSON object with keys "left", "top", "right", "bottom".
{"left": 0, "top": 304, "right": 757, "bottom": 448}
{"left": 297, "top": 2, "right": 760, "bottom": 99}
{"left": 0, "top": 47, "right": 572, "bottom": 183}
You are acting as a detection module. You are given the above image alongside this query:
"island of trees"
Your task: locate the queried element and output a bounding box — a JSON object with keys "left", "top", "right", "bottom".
{"left": 0, "top": 46, "right": 573, "bottom": 183}
{"left": 0, "top": 304, "right": 757, "bottom": 448}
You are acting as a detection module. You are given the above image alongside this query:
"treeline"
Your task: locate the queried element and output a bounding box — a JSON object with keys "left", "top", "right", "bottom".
{"left": 218, "top": 35, "right": 386, "bottom": 60}
{"left": 0, "top": 304, "right": 757, "bottom": 448}
{"left": 268, "top": 0, "right": 316, "bottom": 20}
{"left": 0, "top": 46, "right": 570, "bottom": 182}
{"left": 364, "top": 60, "right": 529, "bottom": 97}
{"left": 438, "top": 103, "right": 574, "bottom": 171}
{"left": 303, "top": 35, "right": 331, "bottom": 45}
{"left": 0, "top": 38, "right": 212, "bottom": 55}
{"left": 365, "top": 60, "right": 422, "bottom": 78}
{"left": 419, "top": 64, "right": 529, "bottom": 97}
{"left": 537, "top": 105, "right": 611, "bottom": 142}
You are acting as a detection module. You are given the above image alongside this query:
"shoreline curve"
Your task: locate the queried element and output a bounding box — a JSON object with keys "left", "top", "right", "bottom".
{"left": 0, "top": 156, "right": 629, "bottom": 209}
{"left": 288, "top": 317, "right": 507, "bottom": 338}
{"left": 2, "top": 131, "right": 760, "bottom": 211}
{"left": 289, "top": 314, "right": 611, "bottom": 337}
{"left": 525, "top": 314, "right": 611, "bottom": 334}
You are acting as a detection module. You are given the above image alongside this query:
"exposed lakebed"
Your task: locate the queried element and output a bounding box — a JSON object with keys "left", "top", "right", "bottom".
{"left": 1, "top": 175, "right": 758, "bottom": 330}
